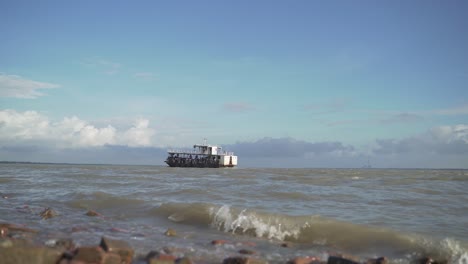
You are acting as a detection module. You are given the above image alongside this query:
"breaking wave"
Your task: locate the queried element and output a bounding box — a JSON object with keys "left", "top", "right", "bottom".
{"left": 152, "top": 202, "right": 468, "bottom": 262}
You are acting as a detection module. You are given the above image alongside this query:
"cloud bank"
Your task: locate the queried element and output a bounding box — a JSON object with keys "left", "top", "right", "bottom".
{"left": 0, "top": 74, "right": 60, "bottom": 98}
{"left": 374, "top": 124, "right": 468, "bottom": 155}
{"left": 0, "top": 110, "right": 154, "bottom": 148}
{"left": 0, "top": 109, "right": 466, "bottom": 168}
{"left": 227, "top": 137, "right": 356, "bottom": 157}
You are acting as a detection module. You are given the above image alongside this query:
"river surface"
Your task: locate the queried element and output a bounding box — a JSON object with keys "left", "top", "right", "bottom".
{"left": 1, "top": 164, "right": 467, "bottom": 263}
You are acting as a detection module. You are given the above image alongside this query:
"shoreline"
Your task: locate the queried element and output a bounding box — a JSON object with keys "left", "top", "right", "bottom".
{"left": 0, "top": 212, "right": 444, "bottom": 264}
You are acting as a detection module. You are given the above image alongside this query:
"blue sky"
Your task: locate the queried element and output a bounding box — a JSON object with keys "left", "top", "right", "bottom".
{"left": 1, "top": 0, "right": 467, "bottom": 168}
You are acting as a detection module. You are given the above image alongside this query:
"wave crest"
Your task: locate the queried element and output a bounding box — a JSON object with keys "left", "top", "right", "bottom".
{"left": 152, "top": 202, "right": 468, "bottom": 262}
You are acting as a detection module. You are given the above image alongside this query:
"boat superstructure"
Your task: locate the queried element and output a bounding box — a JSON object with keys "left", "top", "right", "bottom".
{"left": 165, "top": 141, "right": 238, "bottom": 168}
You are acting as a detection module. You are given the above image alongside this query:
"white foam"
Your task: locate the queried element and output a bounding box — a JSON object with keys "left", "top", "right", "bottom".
{"left": 209, "top": 205, "right": 301, "bottom": 241}
{"left": 439, "top": 238, "right": 468, "bottom": 264}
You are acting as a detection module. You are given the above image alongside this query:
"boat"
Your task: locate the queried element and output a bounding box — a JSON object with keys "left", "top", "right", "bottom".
{"left": 165, "top": 140, "right": 238, "bottom": 168}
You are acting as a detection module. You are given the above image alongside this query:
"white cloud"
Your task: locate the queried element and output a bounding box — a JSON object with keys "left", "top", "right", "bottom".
{"left": 120, "top": 118, "right": 155, "bottom": 147}
{"left": 373, "top": 124, "right": 468, "bottom": 155}
{"left": 430, "top": 124, "right": 468, "bottom": 143}
{"left": 0, "top": 110, "right": 155, "bottom": 148}
{"left": 0, "top": 74, "right": 60, "bottom": 98}
{"left": 226, "top": 137, "right": 356, "bottom": 158}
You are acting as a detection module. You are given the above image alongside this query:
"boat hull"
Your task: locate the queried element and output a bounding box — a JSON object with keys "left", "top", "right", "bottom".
{"left": 165, "top": 155, "right": 235, "bottom": 168}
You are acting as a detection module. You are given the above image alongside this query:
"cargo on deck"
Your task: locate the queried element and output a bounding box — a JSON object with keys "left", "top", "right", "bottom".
{"left": 165, "top": 140, "right": 238, "bottom": 168}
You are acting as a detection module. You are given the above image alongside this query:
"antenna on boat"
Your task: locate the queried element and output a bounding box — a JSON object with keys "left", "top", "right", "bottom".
{"left": 204, "top": 138, "right": 207, "bottom": 145}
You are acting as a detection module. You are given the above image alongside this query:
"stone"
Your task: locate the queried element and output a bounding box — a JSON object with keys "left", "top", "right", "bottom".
{"left": 164, "top": 228, "right": 177, "bottom": 237}
{"left": 0, "top": 238, "right": 13, "bottom": 248}
{"left": 145, "top": 250, "right": 160, "bottom": 260}
{"left": 0, "top": 227, "right": 8, "bottom": 237}
{"left": 162, "top": 246, "right": 175, "bottom": 254}
{"left": 58, "top": 250, "right": 75, "bottom": 263}
{"left": 0, "top": 223, "right": 38, "bottom": 233}
{"left": 40, "top": 207, "right": 57, "bottom": 219}
{"left": 289, "top": 256, "right": 322, "bottom": 264}
{"left": 327, "top": 256, "right": 360, "bottom": 264}
{"left": 212, "top": 239, "right": 229, "bottom": 245}
{"left": 366, "top": 257, "right": 388, "bottom": 264}
{"left": 223, "top": 256, "right": 268, "bottom": 264}
{"left": 223, "top": 257, "right": 248, "bottom": 264}
{"left": 86, "top": 210, "right": 101, "bottom": 217}
{"left": 239, "top": 249, "right": 255, "bottom": 255}
{"left": 416, "top": 257, "right": 448, "bottom": 264}
{"left": 103, "top": 252, "right": 123, "bottom": 264}
{"left": 176, "top": 257, "right": 194, "bottom": 264}
{"left": 148, "top": 253, "right": 177, "bottom": 264}
{"left": 72, "top": 246, "right": 105, "bottom": 263}
{"left": 0, "top": 246, "right": 62, "bottom": 264}
{"left": 100, "top": 236, "right": 134, "bottom": 264}
{"left": 47, "top": 238, "right": 75, "bottom": 252}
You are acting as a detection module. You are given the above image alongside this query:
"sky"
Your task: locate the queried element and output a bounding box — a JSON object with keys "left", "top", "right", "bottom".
{"left": 0, "top": 0, "right": 467, "bottom": 168}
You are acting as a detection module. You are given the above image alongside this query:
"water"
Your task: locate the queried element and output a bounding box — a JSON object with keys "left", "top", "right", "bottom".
{"left": 1, "top": 163, "right": 467, "bottom": 263}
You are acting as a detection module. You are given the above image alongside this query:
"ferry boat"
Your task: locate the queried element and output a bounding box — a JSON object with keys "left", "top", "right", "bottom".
{"left": 165, "top": 140, "right": 238, "bottom": 168}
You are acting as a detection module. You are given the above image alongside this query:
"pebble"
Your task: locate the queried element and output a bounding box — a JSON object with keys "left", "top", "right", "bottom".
{"left": 39, "top": 207, "right": 57, "bottom": 220}
{"left": 164, "top": 228, "right": 177, "bottom": 237}
{"left": 239, "top": 249, "right": 255, "bottom": 255}
{"left": 85, "top": 210, "right": 101, "bottom": 217}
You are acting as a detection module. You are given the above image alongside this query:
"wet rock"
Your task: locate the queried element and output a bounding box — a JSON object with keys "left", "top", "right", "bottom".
{"left": 223, "top": 256, "right": 268, "bottom": 264}
{"left": 0, "top": 223, "right": 38, "bottom": 233}
{"left": 366, "top": 257, "right": 388, "bottom": 264}
{"left": 70, "top": 248, "right": 122, "bottom": 264}
{"left": 162, "top": 246, "right": 175, "bottom": 254}
{"left": 280, "top": 242, "right": 291, "bottom": 248}
{"left": 176, "top": 257, "right": 194, "bottom": 264}
{"left": 289, "top": 256, "right": 322, "bottom": 264}
{"left": 86, "top": 210, "right": 101, "bottom": 217}
{"left": 100, "top": 236, "right": 134, "bottom": 264}
{"left": 102, "top": 252, "right": 123, "bottom": 264}
{"left": 0, "top": 227, "right": 8, "bottom": 237}
{"left": 46, "top": 238, "right": 75, "bottom": 251}
{"left": 416, "top": 257, "right": 448, "bottom": 264}
{"left": 416, "top": 257, "right": 435, "bottom": 264}
{"left": 239, "top": 249, "right": 255, "bottom": 255}
{"left": 58, "top": 250, "right": 75, "bottom": 263}
{"left": 327, "top": 256, "right": 360, "bottom": 264}
{"left": 146, "top": 252, "right": 177, "bottom": 264}
{"left": 72, "top": 246, "right": 105, "bottom": 263}
{"left": 164, "top": 228, "right": 177, "bottom": 237}
{"left": 145, "top": 250, "right": 160, "bottom": 260}
{"left": 212, "top": 239, "right": 229, "bottom": 245}
{"left": 40, "top": 207, "right": 57, "bottom": 219}
{"left": 0, "top": 238, "right": 13, "bottom": 248}
{"left": 0, "top": 245, "right": 62, "bottom": 264}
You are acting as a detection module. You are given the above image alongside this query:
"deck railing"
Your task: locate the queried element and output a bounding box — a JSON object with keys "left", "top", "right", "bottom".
{"left": 168, "top": 149, "right": 234, "bottom": 156}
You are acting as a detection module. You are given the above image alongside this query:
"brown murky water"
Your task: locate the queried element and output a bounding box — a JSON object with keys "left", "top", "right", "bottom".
{"left": 1, "top": 164, "right": 467, "bottom": 263}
